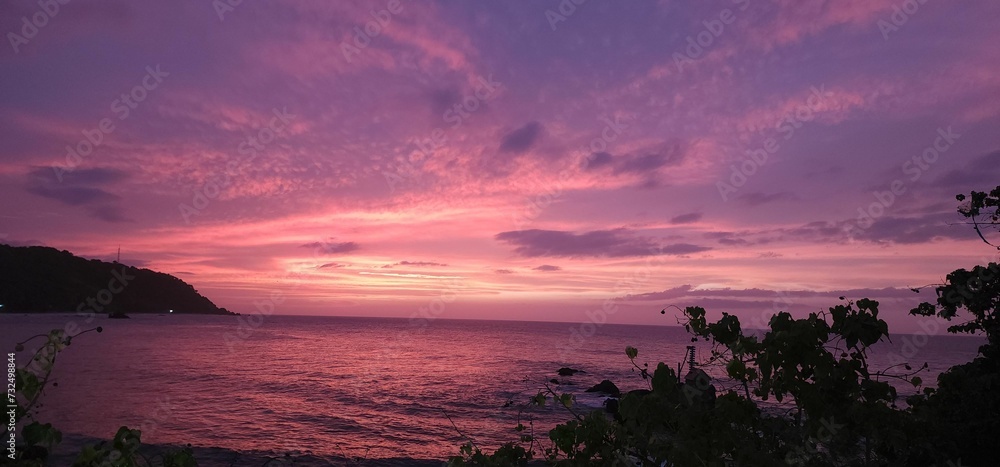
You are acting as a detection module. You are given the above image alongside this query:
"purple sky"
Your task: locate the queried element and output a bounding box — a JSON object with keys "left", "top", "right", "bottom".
{"left": 1, "top": 1, "right": 999, "bottom": 332}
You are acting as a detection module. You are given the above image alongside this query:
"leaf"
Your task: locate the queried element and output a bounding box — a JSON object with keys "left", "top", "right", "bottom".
{"left": 48, "top": 330, "right": 67, "bottom": 351}
{"left": 113, "top": 426, "right": 142, "bottom": 453}
{"left": 22, "top": 422, "right": 62, "bottom": 449}
{"left": 726, "top": 359, "right": 747, "bottom": 380}
{"left": 625, "top": 346, "right": 638, "bottom": 359}
{"left": 17, "top": 369, "right": 41, "bottom": 401}
{"left": 911, "top": 376, "right": 922, "bottom": 387}
{"left": 559, "top": 393, "right": 574, "bottom": 408}
{"left": 162, "top": 447, "right": 198, "bottom": 467}
{"left": 74, "top": 445, "right": 105, "bottom": 465}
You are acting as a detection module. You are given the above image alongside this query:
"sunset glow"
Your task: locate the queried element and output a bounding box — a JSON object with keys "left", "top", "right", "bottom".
{"left": 2, "top": 1, "right": 999, "bottom": 332}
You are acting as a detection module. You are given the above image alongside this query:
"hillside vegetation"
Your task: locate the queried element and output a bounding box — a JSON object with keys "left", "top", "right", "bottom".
{"left": 0, "top": 244, "right": 232, "bottom": 315}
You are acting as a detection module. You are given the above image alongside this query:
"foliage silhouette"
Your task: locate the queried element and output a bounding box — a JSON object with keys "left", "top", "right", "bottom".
{"left": 0, "top": 244, "right": 234, "bottom": 315}
{"left": 450, "top": 186, "right": 1000, "bottom": 466}
{"left": 3, "top": 328, "right": 197, "bottom": 467}
{"left": 956, "top": 184, "right": 1000, "bottom": 248}
{"left": 902, "top": 186, "right": 1000, "bottom": 466}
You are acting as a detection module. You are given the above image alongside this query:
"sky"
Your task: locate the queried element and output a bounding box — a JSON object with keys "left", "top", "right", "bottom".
{"left": 1, "top": 0, "right": 999, "bottom": 333}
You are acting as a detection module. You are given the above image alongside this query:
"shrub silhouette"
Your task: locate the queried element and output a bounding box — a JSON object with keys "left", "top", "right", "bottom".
{"left": 452, "top": 186, "right": 1000, "bottom": 466}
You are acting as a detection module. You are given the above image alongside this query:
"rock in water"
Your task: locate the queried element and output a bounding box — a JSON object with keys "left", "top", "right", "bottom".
{"left": 557, "top": 367, "right": 584, "bottom": 376}
{"left": 603, "top": 398, "right": 619, "bottom": 414}
{"left": 585, "top": 379, "right": 621, "bottom": 397}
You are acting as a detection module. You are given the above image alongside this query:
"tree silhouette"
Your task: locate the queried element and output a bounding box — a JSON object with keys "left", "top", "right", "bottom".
{"left": 957, "top": 185, "right": 1000, "bottom": 249}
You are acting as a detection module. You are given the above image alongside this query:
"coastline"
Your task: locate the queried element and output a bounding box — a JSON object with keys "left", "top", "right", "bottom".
{"left": 46, "top": 434, "right": 448, "bottom": 467}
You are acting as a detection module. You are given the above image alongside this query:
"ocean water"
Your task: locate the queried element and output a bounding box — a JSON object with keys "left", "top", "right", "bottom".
{"left": 0, "top": 313, "right": 986, "bottom": 461}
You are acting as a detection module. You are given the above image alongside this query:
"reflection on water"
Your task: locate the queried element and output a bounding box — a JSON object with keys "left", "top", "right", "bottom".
{"left": 0, "top": 314, "right": 984, "bottom": 459}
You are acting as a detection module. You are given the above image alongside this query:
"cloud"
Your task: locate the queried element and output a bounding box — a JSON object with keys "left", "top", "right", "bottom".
{"left": 854, "top": 214, "right": 971, "bottom": 244}
{"left": 738, "top": 191, "right": 798, "bottom": 206}
{"left": 26, "top": 185, "right": 119, "bottom": 206}
{"left": 499, "top": 122, "right": 542, "bottom": 154}
{"left": 428, "top": 87, "right": 461, "bottom": 116}
{"left": 0, "top": 238, "right": 47, "bottom": 247}
{"left": 299, "top": 240, "right": 360, "bottom": 254}
{"left": 533, "top": 264, "right": 561, "bottom": 271}
{"left": 26, "top": 167, "right": 129, "bottom": 186}
{"left": 718, "top": 237, "right": 749, "bottom": 246}
{"left": 359, "top": 271, "right": 462, "bottom": 279}
{"left": 90, "top": 204, "right": 131, "bottom": 223}
{"left": 24, "top": 166, "right": 131, "bottom": 222}
{"left": 614, "top": 153, "right": 671, "bottom": 174}
{"left": 670, "top": 212, "right": 702, "bottom": 224}
{"left": 622, "top": 284, "right": 929, "bottom": 302}
{"left": 494, "top": 269, "right": 514, "bottom": 274}
{"left": 318, "top": 262, "right": 346, "bottom": 269}
{"left": 745, "top": 1, "right": 897, "bottom": 51}
{"left": 704, "top": 230, "right": 777, "bottom": 246}
{"left": 932, "top": 150, "right": 1000, "bottom": 193}
{"left": 583, "top": 152, "right": 614, "bottom": 170}
{"left": 495, "top": 228, "right": 710, "bottom": 258}
{"left": 705, "top": 210, "right": 973, "bottom": 247}
{"left": 658, "top": 243, "right": 713, "bottom": 255}
{"left": 383, "top": 260, "right": 449, "bottom": 268}
{"left": 612, "top": 142, "right": 685, "bottom": 175}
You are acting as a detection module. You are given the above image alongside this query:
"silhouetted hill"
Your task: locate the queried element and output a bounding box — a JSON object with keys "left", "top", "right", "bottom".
{"left": 0, "top": 244, "right": 234, "bottom": 315}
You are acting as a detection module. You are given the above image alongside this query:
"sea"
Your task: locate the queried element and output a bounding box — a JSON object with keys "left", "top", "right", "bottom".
{"left": 0, "top": 313, "right": 986, "bottom": 464}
